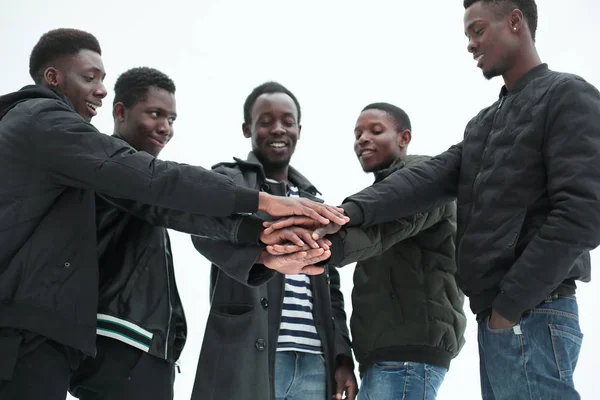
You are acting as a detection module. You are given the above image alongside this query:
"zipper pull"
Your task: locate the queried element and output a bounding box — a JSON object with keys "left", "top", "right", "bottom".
{"left": 176, "top": 359, "right": 182, "bottom": 374}
{"left": 497, "top": 96, "right": 505, "bottom": 110}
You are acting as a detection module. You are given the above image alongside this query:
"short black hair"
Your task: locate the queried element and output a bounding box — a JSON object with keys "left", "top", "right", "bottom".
{"left": 29, "top": 28, "right": 102, "bottom": 83}
{"left": 362, "top": 102, "right": 412, "bottom": 132}
{"left": 243, "top": 81, "right": 301, "bottom": 125}
{"left": 463, "top": 0, "right": 538, "bottom": 41}
{"left": 113, "top": 67, "right": 176, "bottom": 109}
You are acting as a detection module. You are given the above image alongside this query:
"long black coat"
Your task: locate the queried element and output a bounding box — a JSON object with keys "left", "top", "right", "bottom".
{"left": 190, "top": 152, "right": 353, "bottom": 400}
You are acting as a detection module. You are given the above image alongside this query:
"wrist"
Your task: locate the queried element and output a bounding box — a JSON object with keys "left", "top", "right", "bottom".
{"left": 257, "top": 192, "right": 270, "bottom": 212}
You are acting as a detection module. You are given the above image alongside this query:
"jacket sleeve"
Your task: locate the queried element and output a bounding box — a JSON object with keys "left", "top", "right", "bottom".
{"left": 493, "top": 78, "right": 600, "bottom": 321}
{"left": 97, "top": 195, "right": 263, "bottom": 245}
{"left": 189, "top": 164, "right": 276, "bottom": 287}
{"left": 328, "top": 265, "right": 353, "bottom": 364}
{"left": 191, "top": 236, "right": 274, "bottom": 287}
{"left": 27, "top": 101, "right": 258, "bottom": 216}
{"left": 328, "top": 202, "right": 455, "bottom": 267}
{"left": 341, "top": 144, "right": 462, "bottom": 227}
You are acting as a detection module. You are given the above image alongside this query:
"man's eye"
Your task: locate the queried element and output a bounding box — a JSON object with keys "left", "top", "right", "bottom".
{"left": 151, "top": 111, "right": 159, "bottom": 117}
{"left": 475, "top": 28, "right": 483, "bottom": 35}
{"left": 259, "top": 120, "right": 272, "bottom": 126}
{"left": 83, "top": 76, "right": 94, "bottom": 82}
{"left": 168, "top": 117, "right": 175, "bottom": 124}
{"left": 372, "top": 130, "right": 383, "bottom": 135}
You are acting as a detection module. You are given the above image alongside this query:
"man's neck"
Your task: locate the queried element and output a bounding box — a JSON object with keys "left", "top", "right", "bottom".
{"left": 502, "top": 46, "right": 542, "bottom": 91}
{"left": 264, "top": 166, "right": 289, "bottom": 183}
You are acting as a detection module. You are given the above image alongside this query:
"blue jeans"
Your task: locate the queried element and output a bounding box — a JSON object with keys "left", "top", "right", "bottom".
{"left": 274, "top": 351, "right": 326, "bottom": 400}
{"left": 478, "top": 296, "right": 583, "bottom": 400}
{"left": 358, "top": 361, "right": 447, "bottom": 400}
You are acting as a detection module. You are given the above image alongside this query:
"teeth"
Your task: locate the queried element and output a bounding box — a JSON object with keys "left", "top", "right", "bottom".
{"left": 269, "top": 142, "right": 286, "bottom": 148}
{"left": 86, "top": 102, "right": 98, "bottom": 110}
{"left": 361, "top": 150, "right": 375, "bottom": 156}
{"left": 476, "top": 55, "right": 483, "bottom": 62}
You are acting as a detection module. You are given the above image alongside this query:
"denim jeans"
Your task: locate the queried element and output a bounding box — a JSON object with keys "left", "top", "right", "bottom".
{"left": 274, "top": 351, "right": 326, "bottom": 400}
{"left": 357, "top": 361, "right": 447, "bottom": 400}
{"left": 478, "top": 296, "right": 583, "bottom": 400}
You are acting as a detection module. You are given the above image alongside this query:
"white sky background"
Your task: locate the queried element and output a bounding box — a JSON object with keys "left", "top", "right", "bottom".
{"left": 2, "top": 1, "right": 599, "bottom": 398}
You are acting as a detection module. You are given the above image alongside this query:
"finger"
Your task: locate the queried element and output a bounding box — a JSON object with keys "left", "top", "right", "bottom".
{"left": 269, "top": 243, "right": 312, "bottom": 254}
{"left": 312, "top": 226, "right": 328, "bottom": 240}
{"left": 325, "top": 238, "right": 332, "bottom": 247}
{"left": 298, "top": 205, "right": 330, "bottom": 225}
{"left": 269, "top": 216, "right": 318, "bottom": 231}
{"left": 262, "top": 220, "right": 274, "bottom": 228}
{"left": 316, "top": 239, "right": 330, "bottom": 251}
{"left": 282, "top": 231, "right": 305, "bottom": 247}
{"left": 293, "top": 229, "right": 319, "bottom": 249}
{"left": 319, "top": 204, "right": 350, "bottom": 225}
{"left": 347, "top": 384, "right": 358, "bottom": 400}
{"left": 303, "top": 249, "right": 331, "bottom": 266}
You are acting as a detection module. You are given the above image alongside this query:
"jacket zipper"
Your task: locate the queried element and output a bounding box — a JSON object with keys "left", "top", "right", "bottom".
{"left": 466, "top": 95, "right": 506, "bottom": 226}
{"left": 163, "top": 229, "right": 172, "bottom": 361}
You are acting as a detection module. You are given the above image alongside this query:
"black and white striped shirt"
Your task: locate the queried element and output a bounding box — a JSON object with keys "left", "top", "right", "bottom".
{"left": 275, "top": 182, "right": 323, "bottom": 354}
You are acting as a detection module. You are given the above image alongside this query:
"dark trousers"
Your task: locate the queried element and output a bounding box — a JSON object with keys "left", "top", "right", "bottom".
{"left": 0, "top": 329, "right": 81, "bottom": 400}
{"left": 70, "top": 335, "right": 175, "bottom": 400}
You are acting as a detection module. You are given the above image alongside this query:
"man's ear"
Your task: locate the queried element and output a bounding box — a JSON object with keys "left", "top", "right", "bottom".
{"left": 113, "top": 102, "right": 126, "bottom": 121}
{"left": 397, "top": 129, "right": 412, "bottom": 148}
{"left": 297, "top": 124, "right": 302, "bottom": 140}
{"left": 242, "top": 122, "right": 252, "bottom": 138}
{"left": 43, "top": 67, "right": 60, "bottom": 88}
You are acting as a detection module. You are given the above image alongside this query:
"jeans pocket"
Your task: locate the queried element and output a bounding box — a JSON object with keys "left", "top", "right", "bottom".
{"left": 373, "top": 361, "right": 408, "bottom": 371}
{"left": 485, "top": 317, "right": 519, "bottom": 334}
{"left": 549, "top": 323, "right": 583, "bottom": 381}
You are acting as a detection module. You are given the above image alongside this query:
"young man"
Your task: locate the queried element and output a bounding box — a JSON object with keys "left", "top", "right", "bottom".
{"left": 0, "top": 29, "right": 346, "bottom": 399}
{"left": 334, "top": 1, "right": 598, "bottom": 399}
{"left": 68, "top": 67, "right": 200, "bottom": 399}
{"left": 190, "top": 82, "right": 358, "bottom": 400}
{"left": 341, "top": 103, "right": 465, "bottom": 399}
{"left": 266, "top": 103, "right": 466, "bottom": 399}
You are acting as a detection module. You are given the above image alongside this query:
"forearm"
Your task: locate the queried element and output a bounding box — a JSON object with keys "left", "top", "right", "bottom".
{"left": 342, "top": 144, "right": 461, "bottom": 227}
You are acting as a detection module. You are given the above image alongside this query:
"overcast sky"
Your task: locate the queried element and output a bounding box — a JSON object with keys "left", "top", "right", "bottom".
{"left": 2, "top": 1, "right": 599, "bottom": 398}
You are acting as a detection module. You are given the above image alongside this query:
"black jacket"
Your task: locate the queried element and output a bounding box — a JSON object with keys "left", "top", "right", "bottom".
{"left": 343, "top": 64, "right": 600, "bottom": 322}
{"left": 0, "top": 85, "right": 259, "bottom": 356}
{"left": 189, "top": 152, "right": 353, "bottom": 400}
{"left": 329, "top": 155, "right": 466, "bottom": 374}
{"left": 93, "top": 138, "right": 265, "bottom": 364}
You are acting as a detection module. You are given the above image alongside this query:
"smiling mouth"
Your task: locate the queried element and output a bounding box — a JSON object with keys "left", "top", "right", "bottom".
{"left": 359, "top": 149, "right": 376, "bottom": 158}
{"left": 474, "top": 54, "right": 484, "bottom": 66}
{"left": 148, "top": 137, "right": 166, "bottom": 148}
{"left": 268, "top": 141, "right": 288, "bottom": 149}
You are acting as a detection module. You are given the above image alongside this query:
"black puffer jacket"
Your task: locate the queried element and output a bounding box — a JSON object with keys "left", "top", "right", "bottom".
{"left": 343, "top": 64, "right": 600, "bottom": 322}
{"left": 329, "top": 155, "right": 465, "bottom": 374}
{"left": 0, "top": 86, "right": 259, "bottom": 356}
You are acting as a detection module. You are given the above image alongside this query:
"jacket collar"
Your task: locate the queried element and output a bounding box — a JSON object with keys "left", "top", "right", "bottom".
{"left": 499, "top": 63, "right": 549, "bottom": 97}
{"left": 233, "top": 151, "right": 321, "bottom": 195}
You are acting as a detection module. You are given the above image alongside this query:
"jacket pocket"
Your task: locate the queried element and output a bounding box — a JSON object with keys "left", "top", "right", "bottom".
{"left": 213, "top": 304, "right": 254, "bottom": 316}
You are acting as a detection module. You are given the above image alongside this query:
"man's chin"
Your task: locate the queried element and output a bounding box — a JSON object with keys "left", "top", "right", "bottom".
{"left": 483, "top": 67, "right": 502, "bottom": 80}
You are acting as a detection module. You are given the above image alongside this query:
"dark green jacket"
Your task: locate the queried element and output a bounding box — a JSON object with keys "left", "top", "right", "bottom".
{"left": 329, "top": 155, "right": 466, "bottom": 374}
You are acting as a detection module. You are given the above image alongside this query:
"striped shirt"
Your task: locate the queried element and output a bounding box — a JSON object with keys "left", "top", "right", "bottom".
{"left": 274, "top": 182, "right": 323, "bottom": 354}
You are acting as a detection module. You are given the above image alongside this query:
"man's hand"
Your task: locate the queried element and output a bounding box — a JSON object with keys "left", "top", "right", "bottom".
{"left": 257, "top": 249, "right": 330, "bottom": 275}
{"left": 265, "top": 238, "right": 332, "bottom": 256}
{"left": 263, "top": 216, "right": 342, "bottom": 240}
{"left": 489, "top": 309, "right": 518, "bottom": 329}
{"left": 333, "top": 357, "right": 358, "bottom": 400}
{"left": 258, "top": 193, "right": 349, "bottom": 226}
{"left": 260, "top": 226, "right": 321, "bottom": 249}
